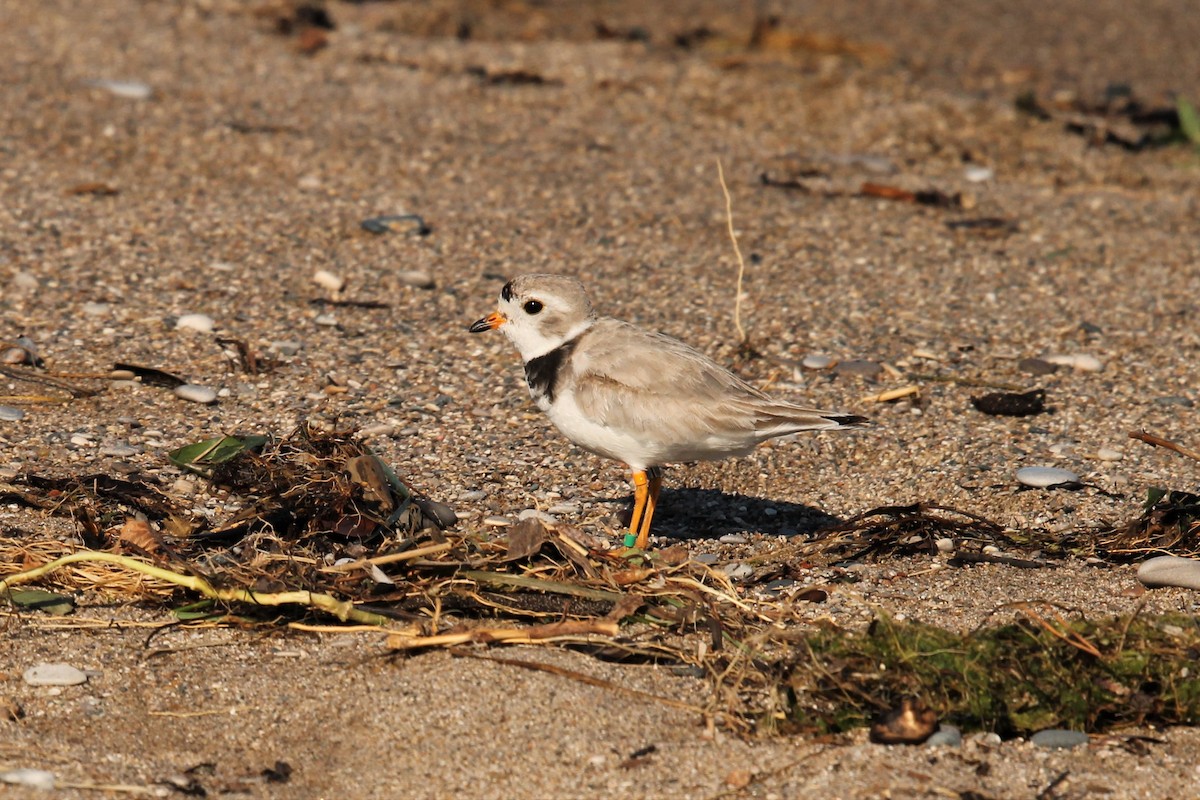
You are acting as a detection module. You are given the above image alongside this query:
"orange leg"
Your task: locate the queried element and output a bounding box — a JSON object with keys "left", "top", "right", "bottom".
{"left": 632, "top": 467, "right": 663, "bottom": 549}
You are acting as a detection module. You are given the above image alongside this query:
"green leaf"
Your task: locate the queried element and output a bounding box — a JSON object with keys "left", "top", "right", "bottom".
{"left": 172, "top": 599, "right": 220, "bottom": 620}
{"left": 1178, "top": 97, "right": 1200, "bottom": 146}
{"left": 7, "top": 589, "right": 75, "bottom": 615}
{"left": 168, "top": 434, "right": 268, "bottom": 474}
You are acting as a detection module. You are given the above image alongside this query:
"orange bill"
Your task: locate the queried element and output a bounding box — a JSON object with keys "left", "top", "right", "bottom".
{"left": 469, "top": 311, "right": 506, "bottom": 333}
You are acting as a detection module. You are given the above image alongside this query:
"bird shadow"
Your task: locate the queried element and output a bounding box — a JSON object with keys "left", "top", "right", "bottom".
{"left": 612, "top": 487, "right": 844, "bottom": 541}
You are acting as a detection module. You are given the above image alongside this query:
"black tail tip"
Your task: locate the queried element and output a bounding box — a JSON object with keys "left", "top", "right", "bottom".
{"left": 827, "top": 414, "right": 870, "bottom": 427}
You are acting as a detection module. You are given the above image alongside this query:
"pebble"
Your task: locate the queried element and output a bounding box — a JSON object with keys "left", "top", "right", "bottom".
{"left": 397, "top": 269, "right": 436, "bottom": 289}
{"left": 23, "top": 663, "right": 89, "bottom": 686}
{"left": 1030, "top": 729, "right": 1089, "bottom": 749}
{"left": 963, "top": 165, "right": 994, "bottom": 182}
{"left": 176, "top": 313, "right": 215, "bottom": 333}
{"left": 1018, "top": 357, "right": 1059, "bottom": 376}
{"left": 81, "top": 301, "right": 110, "bottom": 316}
{"left": 1096, "top": 447, "right": 1123, "bottom": 461}
{"left": 312, "top": 269, "right": 345, "bottom": 292}
{"left": 483, "top": 515, "right": 514, "bottom": 527}
{"left": 271, "top": 340, "right": 303, "bottom": 356}
{"left": 1154, "top": 396, "right": 1194, "bottom": 408}
{"left": 1016, "top": 466, "right": 1080, "bottom": 488}
{"left": 925, "top": 724, "right": 963, "bottom": 747}
{"left": 314, "top": 313, "right": 338, "bottom": 327}
{"left": 457, "top": 490, "right": 487, "bottom": 503}
{"left": 801, "top": 354, "right": 833, "bottom": 370}
{"left": 1043, "top": 353, "right": 1104, "bottom": 372}
{"left": 0, "top": 769, "right": 56, "bottom": 790}
{"left": 100, "top": 443, "right": 139, "bottom": 457}
{"left": 415, "top": 498, "right": 458, "bottom": 529}
{"left": 723, "top": 562, "right": 754, "bottom": 580}
{"left": 693, "top": 553, "right": 719, "bottom": 565}
{"left": 69, "top": 434, "right": 94, "bottom": 447}
{"left": 517, "top": 509, "right": 557, "bottom": 524}
{"left": 11, "top": 271, "right": 38, "bottom": 292}
{"left": 87, "top": 78, "right": 153, "bottom": 99}
{"left": 935, "top": 537, "right": 955, "bottom": 553}
{"left": 547, "top": 503, "right": 580, "bottom": 515}
{"left": 174, "top": 384, "right": 217, "bottom": 404}
{"left": 1137, "top": 556, "right": 1200, "bottom": 590}
{"left": 0, "top": 406, "right": 25, "bottom": 422}
{"left": 719, "top": 533, "right": 748, "bottom": 544}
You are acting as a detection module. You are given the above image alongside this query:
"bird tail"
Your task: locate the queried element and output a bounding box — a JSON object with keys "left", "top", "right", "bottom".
{"left": 821, "top": 414, "right": 870, "bottom": 429}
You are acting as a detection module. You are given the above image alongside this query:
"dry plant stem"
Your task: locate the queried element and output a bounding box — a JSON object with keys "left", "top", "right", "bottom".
{"left": 0, "top": 551, "right": 390, "bottom": 625}
{"left": 1129, "top": 430, "right": 1200, "bottom": 462}
{"left": 322, "top": 541, "right": 452, "bottom": 572}
{"left": 717, "top": 159, "right": 748, "bottom": 344}
{"left": 861, "top": 385, "right": 920, "bottom": 403}
{"left": 387, "top": 622, "right": 620, "bottom": 649}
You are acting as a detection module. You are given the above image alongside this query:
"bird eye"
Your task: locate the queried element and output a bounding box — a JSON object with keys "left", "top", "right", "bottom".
{"left": 523, "top": 300, "right": 544, "bottom": 315}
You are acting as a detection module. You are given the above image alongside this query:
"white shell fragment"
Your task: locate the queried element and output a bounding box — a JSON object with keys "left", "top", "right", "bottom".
{"left": 23, "top": 663, "right": 89, "bottom": 686}
{"left": 312, "top": 270, "right": 345, "bottom": 292}
{"left": 1042, "top": 353, "right": 1104, "bottom": 372}
{"left": 87, "top": 78, "right": 153, "bottom": 100}
{"left": 1137, "top": 556, "right": 1200, "bottom": 590}
{"left": 801, "top": 354, "right": 833, "bottom": 370}
{"left": 0, "top": 769, "right": 57, "bottom": 790}
{"left": 176, "top": 313, "right": 215, "bottom": 333}
{"left": 174, "top": 384, "right": 218, "bottom": 404}
{"left": 0, "top": 406, "right": 25, "bottom": 422}
{"left": 1016, "top": 466, "right": 1080, "bottom": 488}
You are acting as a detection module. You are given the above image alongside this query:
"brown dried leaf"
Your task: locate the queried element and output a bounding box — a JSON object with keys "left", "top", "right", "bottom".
{"left": 117, "top": 518, "right": 163, "bottom": 555}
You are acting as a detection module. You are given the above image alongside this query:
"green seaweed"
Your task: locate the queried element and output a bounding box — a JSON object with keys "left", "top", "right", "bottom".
{"left": 782, "top": 612, "right": 1200, "bottom": 735}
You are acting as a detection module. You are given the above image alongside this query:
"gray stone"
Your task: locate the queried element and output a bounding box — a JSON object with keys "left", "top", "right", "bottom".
{"left": 801, "top": 354, "right": 833, "bottom": 370}
{"left": 1137, "top": 556, "right": 1200, "bottom": 590}
{"left": 1018, "top": 357, "right": 1059, "bottom": 376}
{"left": 0, "top": 406, "right": 25, "bottom": 422}
{"left": 1016, "top": 466, "right": 1080, "bottom": 488}
{"left": 174, "top": 384, "right": 217, "bottom": 404}
{"left": 833, "top": 359, "right": 883, "bottom": 378}
{"left": 1030, "top": 729, "right": 1089, "bottom": 749}
{"left": 925, "top": 724, "right": 963, "bottom": 747}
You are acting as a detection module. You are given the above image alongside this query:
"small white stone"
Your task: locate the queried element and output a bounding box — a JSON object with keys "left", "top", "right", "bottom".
{"left": 547, "top": 503, "right": 580, "bottom": 515}
{"left": 801, "top": 354, "right": 833, "bottom": 370}
{"left": 964, "top": 165, "right": 994, "bottom": 182}
{"left": 935, "top": 537, "right": 955, "bottom": 553}
{"left": 174, "top": 384, "right": 217, "bottom": 404}
{"left": 81, "top": 301, "right": 110, "bottom": 316}
{"left": 1043, "top": 353, "right": 1104, "bottom": 372}
{"left": 0, "top": 769, "right": 57, "bottom": 790}
{"left": 69, "top": 434, "right": 94, "bottom": 447}
{"left": 1016, "top": 466, "right": 1080, "bottom": 488}
{"left": 314, "top": 314, "right": 338, "bottom": 327}
{"left": 210, "top": 261, "right": 235, "bottom": 272}
{"left": 312, "top": 270, "right": 345, "bottom": 292}
{"left": 397, "top": 269, "right": 435, "bottom": 289}
{"left": 23, "top": 663, "right": 89, "bottom": 686}
{"left": 719, "top": 534, "right": 748, "bottom": 544}
{"left": 176, "top": 313, "right": 215, "bottom": 333}
{"left": 1096, "top": 447, "right": 1123, "bottom": 461}
{"left": 100, "top": 443, "right": 139, "bottom": 457}
{"left": 1137, "top": 556, "right": 1200, "bottom": 590}
{"left": 87, "top": 78, "right": 153, "bottom": 99}
{"left": 0, "top": 406, "right": 25, "bottom": 422}
{"left": 723, "top": 563, "right": 754, "bottom": 580}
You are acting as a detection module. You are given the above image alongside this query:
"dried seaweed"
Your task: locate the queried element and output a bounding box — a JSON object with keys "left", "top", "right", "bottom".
{"left": 3, "top": 425, "right": 1200, "bottom": 737}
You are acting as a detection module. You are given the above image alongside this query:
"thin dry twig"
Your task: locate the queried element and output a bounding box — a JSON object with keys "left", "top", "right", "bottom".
{"left": 1129, "top": 430, "right": 1200, "bottom": 462}
{"left": 717, "top": 159, "right": 748, "bottom": 344}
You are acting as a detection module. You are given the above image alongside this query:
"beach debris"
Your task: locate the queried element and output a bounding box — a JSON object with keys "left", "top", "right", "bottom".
{"left": 972, "top": 388, "right": 1046, "bottom": 417}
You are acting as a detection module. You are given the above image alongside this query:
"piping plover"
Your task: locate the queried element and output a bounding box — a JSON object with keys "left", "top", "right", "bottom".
{"left": 469, "top": 274, "right": 867, "bottom": 548}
